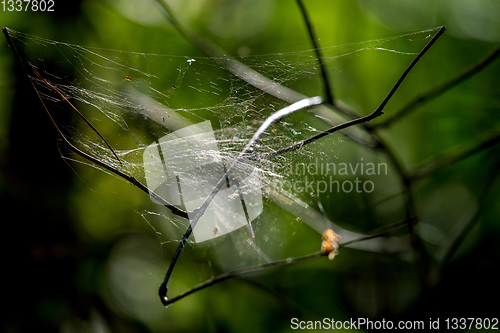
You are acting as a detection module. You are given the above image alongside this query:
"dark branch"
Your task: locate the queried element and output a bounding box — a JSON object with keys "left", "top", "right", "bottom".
{"left": 2, "top": 27, "right": 189, "bottom": 219}
{"left": 410, "top": 131, "right": 500, "bottom": 180}
{"left": 31, "top": 66, "right": 123, "bottom": 166}
{"left": 161, "top": 216, "right": 417, "bottom": 306}
{"left": 296, "top": 0, "right": 334, "bottom": 104}
{"left": 374, "top": 43, "right": 500, "bottom": 129}
{"left": 376, "top": 26, "right": 446, "bottom": 115}
{"left": 258, "top": 107, "right": 384, "bottom": 160}
{"left": 431, "top": 156, "right": 500, "bottom": 283}
{"left": 258, "top": 26, "right": 446, "bottom": 160}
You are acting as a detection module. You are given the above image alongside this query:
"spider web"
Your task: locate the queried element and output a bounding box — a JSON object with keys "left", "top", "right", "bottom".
{"left": 7, "top": 27, "right": 441, "bottom": 296}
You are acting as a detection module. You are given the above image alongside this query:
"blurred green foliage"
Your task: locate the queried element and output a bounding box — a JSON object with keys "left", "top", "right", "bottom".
{"left": 1, "top": 1, "right": 500, "bottom": 332}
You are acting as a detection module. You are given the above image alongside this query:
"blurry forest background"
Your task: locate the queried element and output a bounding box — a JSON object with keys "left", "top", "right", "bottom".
{"left": 1, "top": 0, "right": 500, "bottom": 332}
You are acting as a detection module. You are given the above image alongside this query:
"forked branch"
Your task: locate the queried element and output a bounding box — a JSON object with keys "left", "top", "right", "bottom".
{"left": 259, "top": 26, "right": 446, "bottom": 159}
{"left": 2, "top": 27, "right": 189, "bottom": 219}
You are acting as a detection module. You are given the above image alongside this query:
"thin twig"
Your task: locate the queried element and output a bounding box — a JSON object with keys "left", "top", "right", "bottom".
{"left": 373, "top": 43, "right": 500, "bottom": 129}
{"left": 377, "top": 26, "right": 446, "bottom": 114}
{"left": 258, "top": 107, "right": 384, "bottom": 159}
{"left": 295, "top": 0, "right": 334, "bottom": 104}
{"left": 31, "top": 66, "right": 123, "bottom": 166}
{"left": 162, "top": 216, "right": 417, "bottom": 306}
{"left": 410, "top": 130, "right": 500, "bottom": 180}
{"left": 162, "top": 252, "right": 323, "bottom": 306}
{"left": 341, "top": 216, "right": 418, "bottom": 247}
{"left": 258, "top": 26, "right": 446, "bottom": 160}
